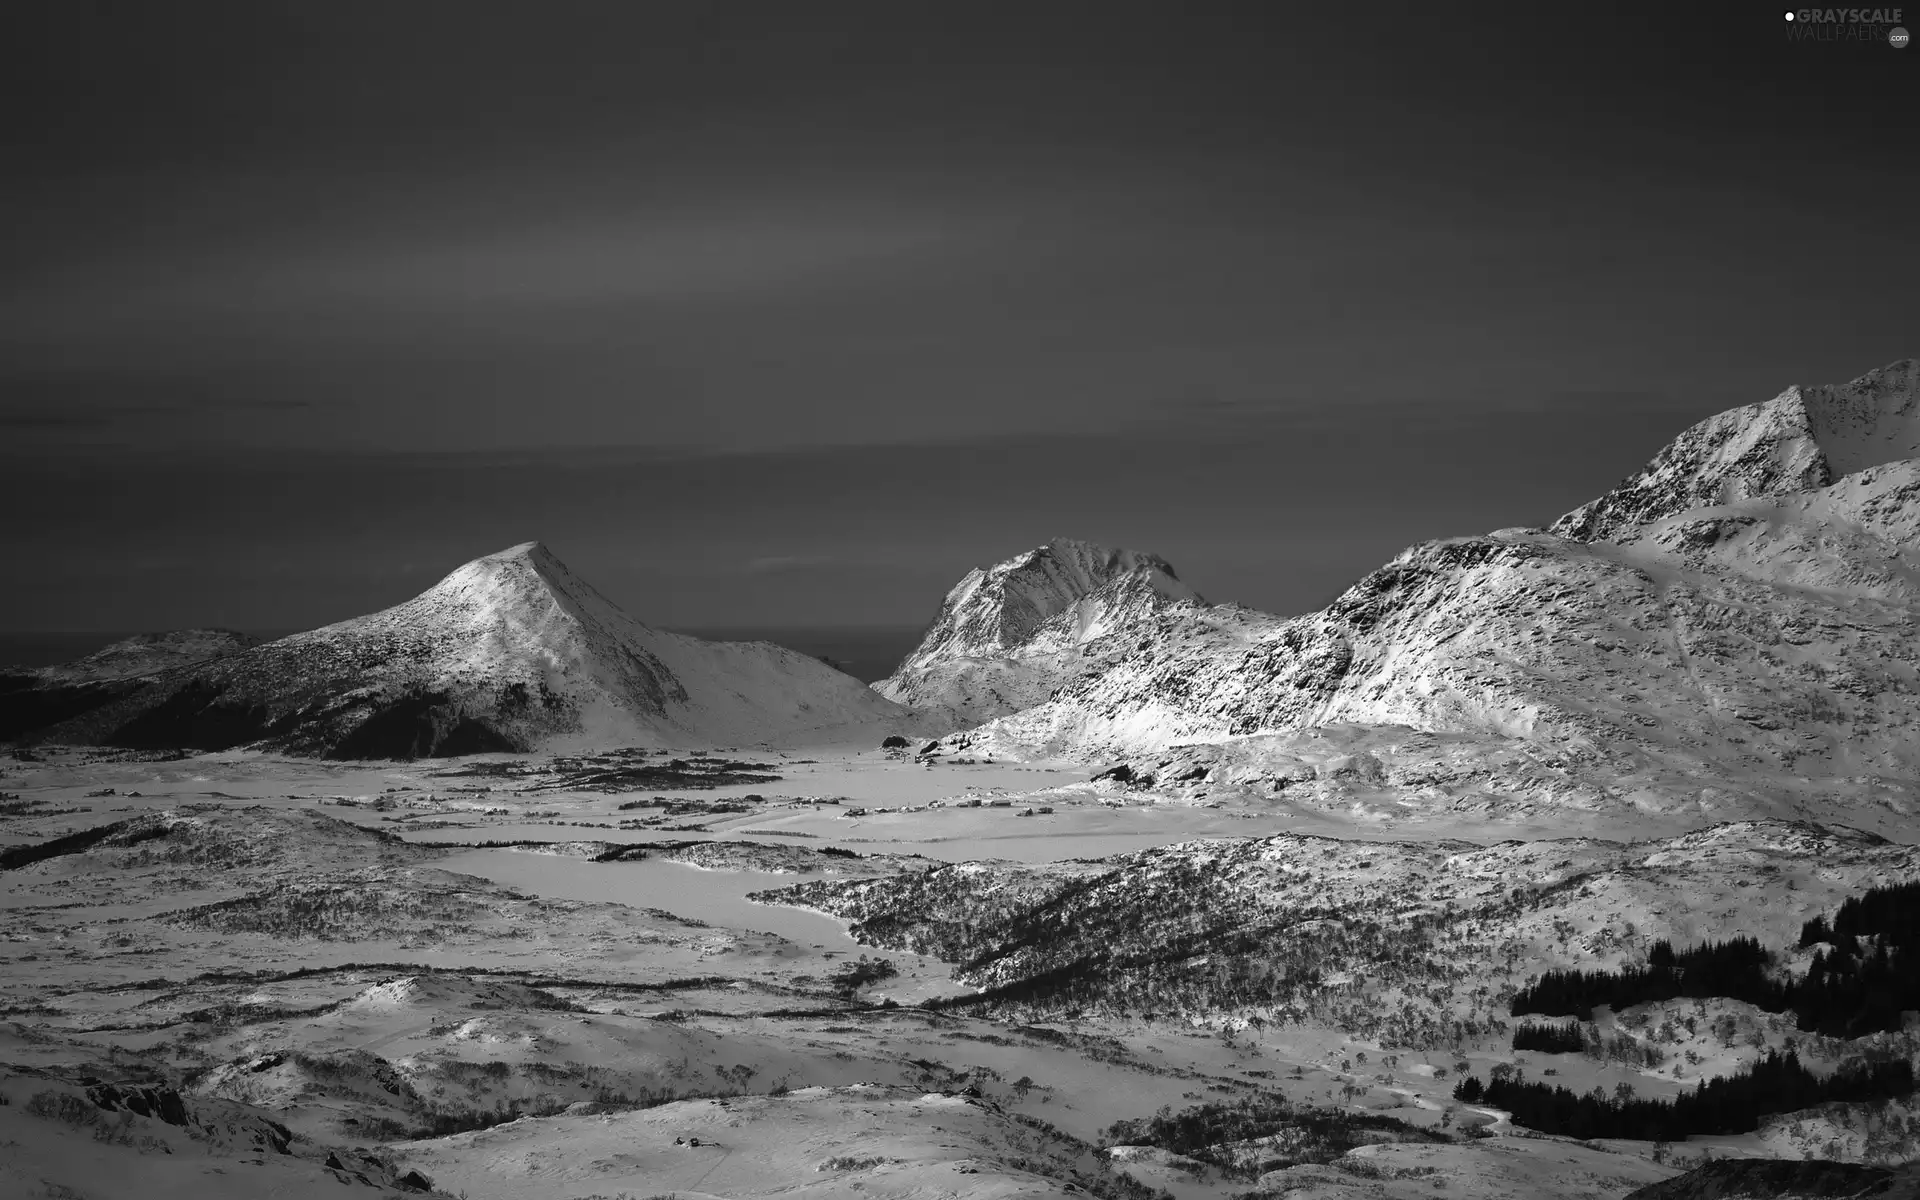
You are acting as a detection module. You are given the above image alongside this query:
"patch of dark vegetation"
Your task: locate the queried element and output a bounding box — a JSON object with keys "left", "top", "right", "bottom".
{"left": 613, "top": 796, "right": 754, "bottom": 817}
{"left": 1622, "top": 1157, "right": 1918, "bottom": 1199}
{"left": 827, "top": 955, "right": 900, "bottom": 996}
{"left": 589, "top": 838, "right": 759, "bottom": 864}
{"left": 428, "top": 760, "right": 538, "bottom": 778}
{"left": 881, "top": 735, "right": 910, "bottom": 749}
{"left": 0, "top": 676, "right": 147, "bottom": 741}
{"left": 1512, "top": 1020, "right": 1587, "bottom": 1053}
{"left": 99, "top": 679, "right": 288, "bottom": 752}
{"left": 1092, "top": 764, "right": 1155, "bottom": 788}
{"left": 1102, "top": 1093, "right": 1446, "bottom": 1180}
{"left": 38, "top": 665, "right": 549, "bottom": 760}
{"left": 1511, "top": 938, "right": 1779, "bottom": 1021}
{"left": 326, "top": 690, "right": 521, "bottom": 760}
{"left": 528, "top": 749, "right": 780, "bottom": 793}
{"left": 0, "top": 817, "right": 167, "bottom": 871}
{"left": 0, "top": 792, "right": 87, "bottom": 818}
{"left": 591, "top": 843, "right": 652, "bottom": 862}
{"left": 1796, "top": 881, "right": 1920, "bottom": 1038}
{"left": 164, "top": 883, "right": 485, "bottom": 940}
{"left": 422, "top": 838, "right": 564, "bottom": 850}
{"left": 1452, "top": 1050, "right": 1914, "bottom": 1140}
{"left": 178, "top": 999, "right": 346, "bottom": 1027}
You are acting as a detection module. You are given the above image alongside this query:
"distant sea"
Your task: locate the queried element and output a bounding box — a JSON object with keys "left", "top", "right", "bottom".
{"left": 0, "top": 625, "right": 925, "bottom": 684}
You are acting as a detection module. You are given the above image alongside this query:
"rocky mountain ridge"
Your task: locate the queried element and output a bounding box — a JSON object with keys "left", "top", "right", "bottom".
{"left": 1554, "top": 358, "right": 1920, "bottom": 543}
{"left": 889, "top": 360, "right": 1920, "bottom": 825}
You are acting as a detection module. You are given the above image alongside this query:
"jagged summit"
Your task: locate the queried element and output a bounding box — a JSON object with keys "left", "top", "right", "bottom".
{"left": 920, "top": 537, "right": 1199, "bottom": 656}
{"left": 1553, "top": 358, "right": 1920, "bottom": 544}
{"left": 873, "top": 538, "right": 1205, "bottom": 727}
{"left": 9, "top": 543, "right": 921, "bottom": 757}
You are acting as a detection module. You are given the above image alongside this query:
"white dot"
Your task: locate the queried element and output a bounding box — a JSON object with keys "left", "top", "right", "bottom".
{"left": 1785, "top": 10, "right": 1795, "bottom": 17}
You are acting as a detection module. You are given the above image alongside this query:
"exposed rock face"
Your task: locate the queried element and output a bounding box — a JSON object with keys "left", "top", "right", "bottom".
{"left": 10, "top": 543, "right": 919, "bottom": 757}
{"left": 897, "top": 361, "right": 1920, "bottom": 822}
{"left": 873, "top": 537, "right": 1204, "bottom": 726}
{"left": 1552, "top": 359, "right": 1919, "bottom": 543}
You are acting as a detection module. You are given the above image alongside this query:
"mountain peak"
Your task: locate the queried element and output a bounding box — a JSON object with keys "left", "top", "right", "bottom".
{"left": 1796, "top": 357, "right": 1920, "bottom": 477}
{"left": 936, "top": 537, "right": 1201, "bottom": 655}
{"left": 486, "top": 540, "right": 553, "bottom": 564}
{"left": 13, "top": 540, "right": 920, "bottom": 757}
{"left": 1552, "top": 358, "right": 1920, "bottom": 543}
{"left": 408, "top": 541, "right": 613, "bottom": 630}
{"left": 872, "top": 537, "right": 1205, "bottom": 726}
{"left": 441, "top": 541, "right": 565, "bottom": 586}
{"left": 1022, "top": 537, "right": 1189, "bottom": 589}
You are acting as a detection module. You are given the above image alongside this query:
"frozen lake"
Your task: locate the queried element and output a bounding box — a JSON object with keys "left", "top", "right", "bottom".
{"left": 436, "top": 846, "right": 863, "bottom": 948}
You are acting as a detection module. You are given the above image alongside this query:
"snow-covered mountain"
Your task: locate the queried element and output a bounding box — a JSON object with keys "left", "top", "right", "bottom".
{"left": 14, "top": 543, "right": 921, "bottom": 757}
{"left": 872, "top": 537, "right": 1204, "bottom": 726}
{"left": 899, "top": 360, "right": 1920, "bottom": 823}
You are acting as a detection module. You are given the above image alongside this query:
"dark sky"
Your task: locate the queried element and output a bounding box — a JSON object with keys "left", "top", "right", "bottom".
{"left": 2, "top": 3, "right": 1913, "bottom": 633}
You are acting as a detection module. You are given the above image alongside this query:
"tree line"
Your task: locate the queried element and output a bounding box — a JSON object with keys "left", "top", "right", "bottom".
{"left": 1796, "top": 880, "right": 1920, "bottom": 1038}
{"left": 1452, "top": 1051, "right": 1912, "bottom": 1141}
{"left": 1509, "top": 938, "right": 1781, "bottom": 1022}
{"left": 1511, "top": 1020, "right": 1586, "bottom": 1053}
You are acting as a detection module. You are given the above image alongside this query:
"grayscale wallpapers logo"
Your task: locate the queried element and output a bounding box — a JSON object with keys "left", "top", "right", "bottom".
{"left": 1784, "top": 7, "right": 1910, "bottom": 43}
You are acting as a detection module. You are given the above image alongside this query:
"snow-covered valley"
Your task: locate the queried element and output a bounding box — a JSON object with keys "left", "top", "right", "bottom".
{"left": 6, "top": 360, "right": 1920, "bottom": 1199}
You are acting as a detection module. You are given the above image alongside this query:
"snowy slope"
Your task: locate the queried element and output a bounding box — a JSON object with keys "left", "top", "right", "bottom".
{"left": 872, "top": 537, "right": 1205, "bottom": 726}
{"left": 901, "top": 361, "right": 1920, "bottom": 821}
{"left": 18, "top": 543, "right": 922, "bottom": 756}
